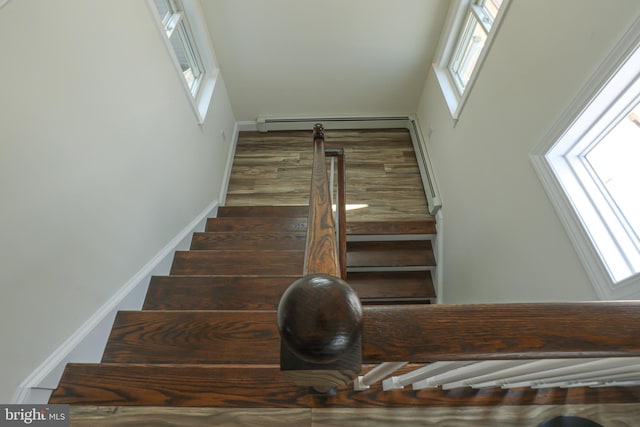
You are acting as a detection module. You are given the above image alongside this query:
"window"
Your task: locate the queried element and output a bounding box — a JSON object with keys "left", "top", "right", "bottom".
{"left": 433, "top": 0, "right": 510, "bottom": 121}
{"left": 149, "top": 0, "right": 219, "bottom": 124}
{"left": 531, "top": 16, "right": 640, "bottom": 299}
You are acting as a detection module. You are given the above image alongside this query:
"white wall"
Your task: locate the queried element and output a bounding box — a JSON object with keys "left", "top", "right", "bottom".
{"left": 0, "top": 0, "right": 236, "bottom": 402}
{"left": 201, "top": 0, "right": 449, "bottom": 121}
{"left": 416, "top": 0, "right": 640, "bottom": 303}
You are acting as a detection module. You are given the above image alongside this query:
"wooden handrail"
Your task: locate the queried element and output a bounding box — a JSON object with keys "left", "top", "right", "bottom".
{"left": 324, "top": 148, "right": 347, "bottom": 280}
{"left": 362, "top": 302, "right": 640, "bottom": 362}
{"left": 303, "top": 124, "right": 340, "bottom": 277}
{"left": 277, "top": 124, "right": 361, "bottom": 393}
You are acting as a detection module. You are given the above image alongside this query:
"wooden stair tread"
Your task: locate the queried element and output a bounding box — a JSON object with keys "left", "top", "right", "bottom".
{"left": 205, "top": 217, "right": 308, "bottom": 233}
{"left": 190, "top": 231, "right": 307, "bottom": 250}
{"left": 347, "top": 241, "right": 435, "bottom": 267}
{"left": 102, "top": 311, "right": 280, "bottom": 364}
{"left": 217, "top": 205, "right": 309, "bottom": 218}
{"left": 144, "top": 275, "right": 423, "bottom": 310}
{"left": 50, "top": 363, "right": 640, "bottom": 407}
{"left": 346, "top": 220, "right": 435, "bottom": 235}
{"left": 170, "top": 250, "right": 304, "bottom": 275}
{"left": 347, "top": 271, "right": 436, "bottom": 301}
{"left": 143, "top": 276, "right": 298, "bottom": 310}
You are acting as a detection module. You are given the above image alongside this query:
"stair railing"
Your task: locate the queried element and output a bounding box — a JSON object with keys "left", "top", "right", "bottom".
{"left": 277, "top": 123, "right": 361, "bottom": 394}
{"left": 277, "top": 125, "right": 640, "bottom": 397}
{"left": 324, "top": 147, "right": 347, "bottom": 280}
{"left": 355, "top": 302, "right": 640, "bottom": 392}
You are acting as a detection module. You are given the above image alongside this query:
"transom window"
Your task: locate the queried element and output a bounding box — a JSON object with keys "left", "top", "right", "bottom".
{"left": 433, "top": 0, "right": 510, "bottom": 121}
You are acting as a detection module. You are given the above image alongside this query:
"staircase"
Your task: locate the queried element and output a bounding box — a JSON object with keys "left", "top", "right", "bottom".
{"left": 49, "top": 205, "right": 436, "bottom": 406}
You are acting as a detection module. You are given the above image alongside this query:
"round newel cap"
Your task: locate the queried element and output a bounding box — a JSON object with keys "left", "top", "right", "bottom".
{"left": 277, "top": 274, "right": 363, "bottom": 363}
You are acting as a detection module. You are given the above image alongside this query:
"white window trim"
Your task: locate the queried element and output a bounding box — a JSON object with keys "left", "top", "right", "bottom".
{"left": 432, "top": 0, "right": 511, "bottom": 124}
{"left": 530, "top": 15, "right": 640, "bottom": 300}
{"left": 148, "top": 0, "right": 219, "bottom": 125}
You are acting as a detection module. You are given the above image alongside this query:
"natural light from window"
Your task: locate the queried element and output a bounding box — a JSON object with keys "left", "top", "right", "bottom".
{"left": 449, "top": 0, "right": 503, "bottom": 93}
{"left": 434, "top": 0, "right": 510, "bottom": 120}
{"left": 532, "top": 24, "right": 640, "bottom": 298}
{"left": 585, "top": 104, "right": 640, "bottom": 242}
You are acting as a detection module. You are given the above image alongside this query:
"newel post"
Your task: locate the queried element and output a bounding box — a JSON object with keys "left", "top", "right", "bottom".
{"left": 277, "top": 274, "right": 363, "bottom": 394}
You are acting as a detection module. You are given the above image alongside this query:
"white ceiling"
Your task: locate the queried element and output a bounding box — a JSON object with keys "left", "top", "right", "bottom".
{"left": 200, "top": 0, "right": 450, "bottom": 121}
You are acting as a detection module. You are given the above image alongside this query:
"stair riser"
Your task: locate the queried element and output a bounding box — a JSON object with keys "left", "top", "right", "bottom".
{"left": 170, "top": 251, "right": 304, "bottom": 276}
{"left": 190, "top": 232, "right": 306, "bottom": 250}
{"left": 206, "top": 218, "right": 308, "bottom": 233}
{"left": 217, "top": 205, "right": 309, "bottom": 218}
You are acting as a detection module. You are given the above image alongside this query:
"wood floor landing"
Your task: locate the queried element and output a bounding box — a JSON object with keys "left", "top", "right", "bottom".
{"left": 225, "top": 129, "right": 432, "bottom": 222}
{"left": 69, "top": 404, "right": 640, "bottom": 426}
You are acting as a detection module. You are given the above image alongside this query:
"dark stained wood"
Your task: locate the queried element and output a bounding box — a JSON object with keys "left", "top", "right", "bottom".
{"left": 67, "top": 405, "right": 640, "bottom": 427}
{"left": 347, "top": 241, "right": 435, "bottom": 267}
{"left": 103, "top": 301, "right": 640, "bottom": 366}
{"left": 190, "top": 231, "right": 307, "bottom": 250}
{"left": 304, "top": 124, "right": 340, "bottom": 277}
{"left": 225, "top": 129, "right": 433, "bottom": 223}
{"left": 278, "top": 275, "right": 362, "bottom": 364}
{"left": 50, "top": 364, "right": 307, "bottom": 407}
{"left": 69, "top": 407, "right": 311, "bottom": 427}
{"left": 362, "top": 303, "right": 640, "bottom": 362}
{"left": 143, "top": 274, "right": 424, "bottom": 310}
{"left": 347, "top": 271, "right": 436, "bottom": 301}
{"left": 205, "top": 217, "right": 308, "bottom": 233}
{"left": 217, "top": 205, "right": 309, "bottom": 218}
{"left": 325, "top": 148, "right": 347, "bottom": 280}
{"left": 346, "top": 221, "right": 435, "bottom": 235}
{"left": 170, "top": 250, "right": 304, "bottom": 276}
{"left": 50, "top": 363, "right": 640, "bottom": 407}
{"left": 143, "top": 276, "right": 299, "bottom": 310}
{"left": 102, "top": 311, "right": 280, "bottom": 364}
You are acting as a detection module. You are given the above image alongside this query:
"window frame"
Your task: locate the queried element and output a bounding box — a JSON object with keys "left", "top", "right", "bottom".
{"left": 432, "top": 0, "right": 511, "bottom": 123}
{"left": 531, "top": 15, "right": 640, "bottom": 300}
{"left": 148, "top": 0, "right": 219, "bottom": 125}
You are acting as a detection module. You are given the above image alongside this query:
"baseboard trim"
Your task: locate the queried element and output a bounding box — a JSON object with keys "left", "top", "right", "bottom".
{"left": 255, "top": 114, "right": 412, "bottom": 132}
{"left": 236, "top": 120, "right": 258, "bottom": 131}
{"left": 219, "top": 122, "right": 240, "bottom": 205}
{"left": 434, "top": 209, "right": 444, "bottom": 304}
{"left": 12, "top": 199, "right": 219, "bottom": 404}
